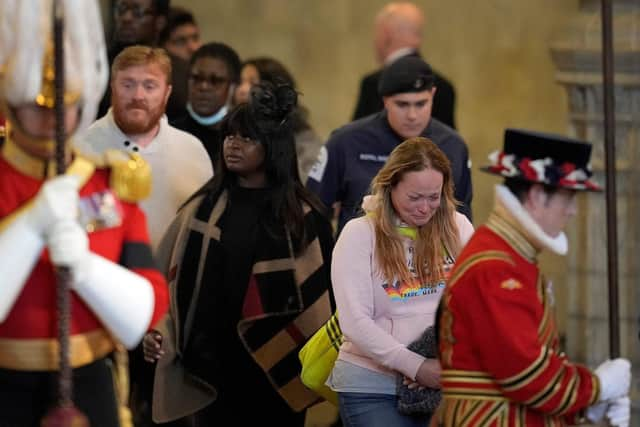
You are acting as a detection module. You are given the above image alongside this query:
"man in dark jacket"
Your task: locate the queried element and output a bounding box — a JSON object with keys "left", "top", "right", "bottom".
{"left": 352, "top": 2, "right": 456, "bottom": 129}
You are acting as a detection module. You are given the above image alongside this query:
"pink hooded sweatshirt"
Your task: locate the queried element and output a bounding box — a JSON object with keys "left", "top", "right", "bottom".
{"left": 332, "top": 209, "right": 473, "bottom": 381}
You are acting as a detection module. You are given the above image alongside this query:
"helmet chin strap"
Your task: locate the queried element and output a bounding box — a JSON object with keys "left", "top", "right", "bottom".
{"left": 10, "top": 128, "right": 57, "bottom": 159}
{"left": 3, "top": 104, "right": 77, "bottom": 161}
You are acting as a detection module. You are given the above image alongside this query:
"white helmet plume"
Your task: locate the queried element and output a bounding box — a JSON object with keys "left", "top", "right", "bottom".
{"left": 0, "top": 0, "right": 109, "bottom": 133}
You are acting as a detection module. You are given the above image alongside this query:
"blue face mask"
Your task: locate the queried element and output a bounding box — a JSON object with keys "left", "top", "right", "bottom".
{"left": 186, "top": 103, "right": 228, "bottom": 126}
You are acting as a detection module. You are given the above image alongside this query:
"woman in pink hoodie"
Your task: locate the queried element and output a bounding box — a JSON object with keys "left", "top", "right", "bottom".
{"left": 327, "top": 137, "right": 474, "bottom": 427}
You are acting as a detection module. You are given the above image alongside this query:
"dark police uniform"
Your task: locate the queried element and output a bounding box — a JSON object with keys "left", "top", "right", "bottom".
{"left": 308, "top": 55, "right": 472, "bottom": 235}
{"left": 307, "top": 112, "right": 472, "bottom": 235}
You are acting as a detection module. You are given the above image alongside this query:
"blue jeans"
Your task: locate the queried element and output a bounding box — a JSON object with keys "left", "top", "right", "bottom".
{"left": 338, "top": 392, "right": 430, "bottom": 427}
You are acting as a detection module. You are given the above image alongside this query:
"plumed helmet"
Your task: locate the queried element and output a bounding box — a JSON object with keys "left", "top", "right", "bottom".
{"left": 0, "top": 0, "right": 109, "bottom": 133}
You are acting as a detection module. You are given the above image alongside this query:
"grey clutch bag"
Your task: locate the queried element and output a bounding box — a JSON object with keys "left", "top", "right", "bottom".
{"left": 396, "top": 326, "right": 441, "bottom": 415}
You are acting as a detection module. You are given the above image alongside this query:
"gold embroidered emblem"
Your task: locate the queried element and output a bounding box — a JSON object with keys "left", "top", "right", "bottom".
{"left": 500, "top": 278, "right": 522, "bottom": 290}
{"left": 106, "top": 150, "right": 152, "bottom": 202}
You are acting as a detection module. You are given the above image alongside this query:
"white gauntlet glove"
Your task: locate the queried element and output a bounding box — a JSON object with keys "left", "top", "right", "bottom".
{"left": 607, "top": 396, "right": 630, "bottom": 427}
{"left": 27, "top": 175, "right": 80, "bottom": 233}
{"left": 48, "top": 220, "right": 155, "bottom": 349}
{"left": 585, "top": 401, "right": 607, "bottom": 423}
{"left": 47, "top": 219, "right": 89, "bottom": 280}
{"left": 0, "top": 175, "right": 80, "bottom": 322}
{"left": 595, "top": 358, "right": 631, "bottom": 402}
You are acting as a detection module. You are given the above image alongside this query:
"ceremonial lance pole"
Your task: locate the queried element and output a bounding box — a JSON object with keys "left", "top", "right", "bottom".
{"left": 600, "top": 0, "right": 620, "bottom": 358}
{"left": 42, "top": 1, "right": 90, "bottom": 425}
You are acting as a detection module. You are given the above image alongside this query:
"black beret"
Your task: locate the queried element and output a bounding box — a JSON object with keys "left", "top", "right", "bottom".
{"left": 378, "top": 56, "right": 435, "bottom": 97}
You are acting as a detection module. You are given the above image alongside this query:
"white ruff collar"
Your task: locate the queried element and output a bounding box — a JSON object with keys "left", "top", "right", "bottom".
{"left": 495, "top": 185, "right": 568, "bottom": 255}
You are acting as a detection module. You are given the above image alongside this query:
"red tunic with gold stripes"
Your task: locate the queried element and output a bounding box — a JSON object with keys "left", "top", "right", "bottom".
{"left": 0, "top": 141, "right": 169, "bottom": 371}
{"left": 438, "top": 206, "right": 599, "bottom": 426}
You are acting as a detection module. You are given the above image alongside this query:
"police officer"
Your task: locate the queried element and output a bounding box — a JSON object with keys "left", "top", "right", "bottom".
{"left": 307, "top": 56, "right": 472, "bottom": 235}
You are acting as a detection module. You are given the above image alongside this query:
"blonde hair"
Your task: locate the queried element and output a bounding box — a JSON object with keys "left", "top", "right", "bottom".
{"left": 111, "top": 45, "right": 172, "bottom": 83}
{"left": 371, "top": 137, "right": 461, "bottom": 286}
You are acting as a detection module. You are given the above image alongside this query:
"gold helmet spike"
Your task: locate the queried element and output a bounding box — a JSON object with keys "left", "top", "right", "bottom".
{"left": 0, "top": 0, "right": 108, "bottom": 134}
{"left": 34, "top": 40, "right": 81, "bottom": 109}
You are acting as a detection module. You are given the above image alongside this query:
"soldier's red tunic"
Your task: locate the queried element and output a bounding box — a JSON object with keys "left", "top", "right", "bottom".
{"left": 438, "top": 202, "right": 599, "bottom": 426}
{"left": 0, "top": 140, "right": 169, "bottom": 370}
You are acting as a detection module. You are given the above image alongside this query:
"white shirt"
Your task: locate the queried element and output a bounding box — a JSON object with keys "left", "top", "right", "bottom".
{"left": 75, "top": 109, "right": 213, "bottom": 249}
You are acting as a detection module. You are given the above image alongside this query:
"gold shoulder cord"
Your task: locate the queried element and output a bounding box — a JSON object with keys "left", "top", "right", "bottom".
{"left": 104, "top": 150, "right": 152, "bottom": 203}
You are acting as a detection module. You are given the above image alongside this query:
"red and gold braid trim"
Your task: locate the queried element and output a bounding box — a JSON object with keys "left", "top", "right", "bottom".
{"left": 442, "top": 370, "right": 508, "bottom": 402}
{"left": 447, "top": 250, "right": 515, "bottom": 290}
{"left": 486, "top": 212, "right": 537, "bottom": 262}
{"left": 537, "top": 274, "right": 560, "bottom": 349}
{"left": 549, "top": 371, "right": 579, "bottom": 415}
{"left": 497, "top": 346, "right": 552, "bottom": 392}
{"left": 588, "top": 370, "right": 601, "bottom": 404}
{"left": 525, "top": 365, "right": 566, "bottom": 408}
{"left": 440, "top": 250, "right": 514, "bottom": 367}
{"left": 439, "top": 396, "right": 510, "bottom": 427}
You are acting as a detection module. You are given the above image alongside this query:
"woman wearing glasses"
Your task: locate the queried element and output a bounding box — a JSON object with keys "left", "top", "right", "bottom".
{"left": 145, "top": 82, "right": 335, "bottom": 427}
{"left": 171, "top": 42, "right": 241, "bottom": 168}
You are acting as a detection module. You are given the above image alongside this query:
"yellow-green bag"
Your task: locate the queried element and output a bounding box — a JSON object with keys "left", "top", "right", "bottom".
{"left": 298, "top": 311, "right": 342, "bottom": 406}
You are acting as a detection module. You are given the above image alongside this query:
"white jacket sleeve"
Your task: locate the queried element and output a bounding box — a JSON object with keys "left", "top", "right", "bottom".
{"left": 47, "top": 218, "right": 155, "bottom": 349}
{"left": 0, "top": 214, "right": 45, "bottom": 322}
{"left": 73, "top": 253, "right": 154, "bottom": 349}
{"left": 0, "top": 175, "right": 80, "bottom": 322}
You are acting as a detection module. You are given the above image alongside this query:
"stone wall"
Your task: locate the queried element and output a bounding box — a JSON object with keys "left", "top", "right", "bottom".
{"left": 551, "top": 0, "right": 640, "bottom": 422}
{"left": 169, "top": 1, "right": 581, "bottom": 331}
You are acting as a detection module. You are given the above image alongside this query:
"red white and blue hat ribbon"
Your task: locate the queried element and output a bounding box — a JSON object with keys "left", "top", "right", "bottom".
{"left": 485, "top": 150, "right": 602, "bottom": 192}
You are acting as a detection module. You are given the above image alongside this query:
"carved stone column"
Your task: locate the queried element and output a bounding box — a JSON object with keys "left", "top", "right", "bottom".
{"left": 550, "top": 0, "right": 640, "bottom": 420}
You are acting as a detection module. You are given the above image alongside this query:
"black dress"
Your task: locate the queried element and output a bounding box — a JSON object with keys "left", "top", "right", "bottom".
{"left": 190, "top": 186, "right": 306, "bottom": 427}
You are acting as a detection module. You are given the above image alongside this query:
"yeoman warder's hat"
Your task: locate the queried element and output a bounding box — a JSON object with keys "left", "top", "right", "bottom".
{"left": 481, "top": 128, "right": 603, "bottom": 192}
